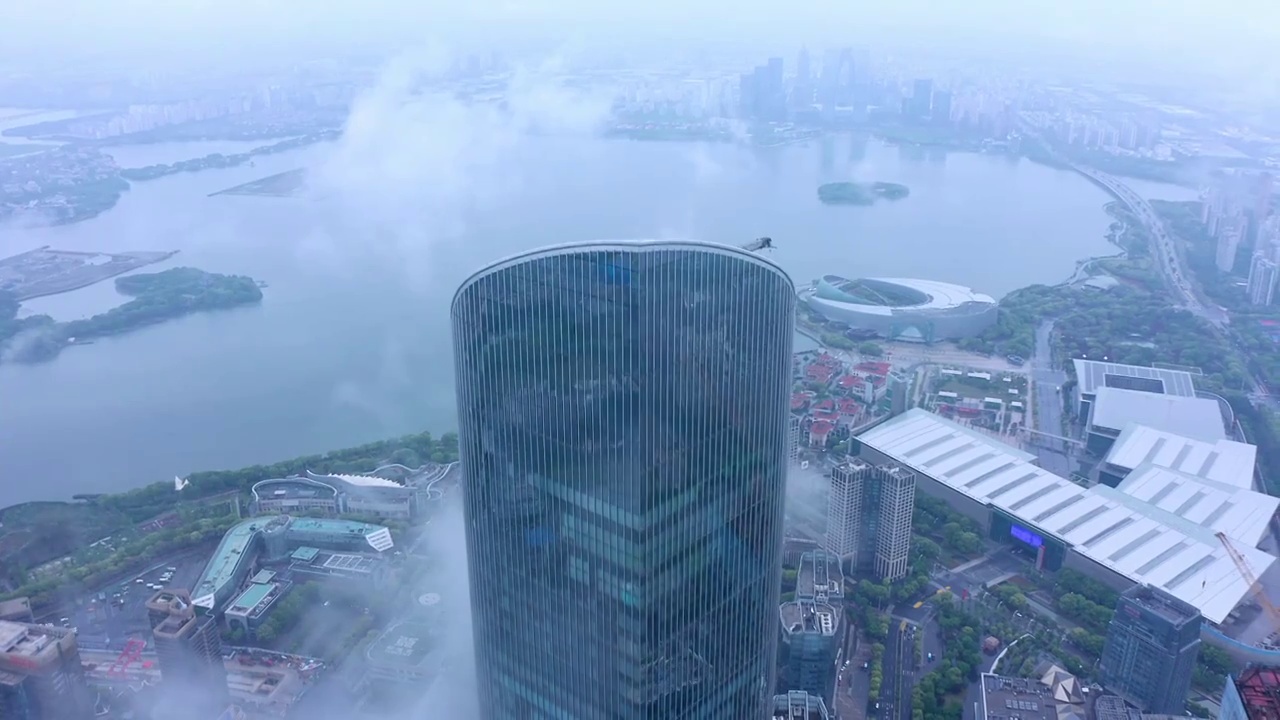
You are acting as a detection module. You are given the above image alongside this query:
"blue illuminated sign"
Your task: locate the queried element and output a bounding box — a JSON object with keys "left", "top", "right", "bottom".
{"left": 1010, "top": 524, "right": 1044, "bottom": 548}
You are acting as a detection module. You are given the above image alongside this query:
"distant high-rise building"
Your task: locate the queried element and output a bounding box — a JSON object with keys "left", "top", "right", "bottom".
{"left": 824, "top": 460, "right": 915, "bottom": 580}
{"left": 931, "top": 90, "right": 952, "bottom": 126}
{"left": 1100, "top": 585, "right": 1201, "bottom": 714}
{"left": 0, "top": 620, "right": 92, "bottom": 720}
{"left": 771, "top": 690, "right": 831, "bottom": 719}
{"left": 794, "top": 47, "right": 811, "bottom": 108}
{"left": 778, "top": 551, "right": 845, "bottom": 706}
{"left": 911, "top": 79, "right": 933, "bottom": 119}
{"left": 452, "top": 240, "right": 796, "bottom": 719}
{"left": 739, "top": 72, "right": 757, "bottom": 119}
{"left": 147, "top": 589, "right": 228, "bottom": 713}
{"left": 1248, "top": 252, "right": 1279, "bottom": 306}
{"left": 1217, "top": 219, "right": 1246, "bottom": 273}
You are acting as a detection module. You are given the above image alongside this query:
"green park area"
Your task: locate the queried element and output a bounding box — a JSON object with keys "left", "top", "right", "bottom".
{"left": 0, "top": 267, "right": 263, "bottom": 364}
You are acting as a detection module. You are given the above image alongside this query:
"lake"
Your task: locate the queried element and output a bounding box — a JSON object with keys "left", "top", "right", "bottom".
{"left": 0, "top": 131, "right": 1188, "bottom": 502}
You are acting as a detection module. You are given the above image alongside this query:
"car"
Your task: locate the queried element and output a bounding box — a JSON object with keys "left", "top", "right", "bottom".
{"left": 927, "top": 652, "right": 934, "bottom": 661}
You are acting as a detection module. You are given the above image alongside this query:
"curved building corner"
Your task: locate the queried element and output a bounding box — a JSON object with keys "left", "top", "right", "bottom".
{"left": 451, "top": 240, "right": 796, "bottom": 719}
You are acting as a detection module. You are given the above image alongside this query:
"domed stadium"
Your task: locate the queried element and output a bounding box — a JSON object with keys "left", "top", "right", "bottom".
{"left": 800, "top": 276, "right": 997, "bottom": 343}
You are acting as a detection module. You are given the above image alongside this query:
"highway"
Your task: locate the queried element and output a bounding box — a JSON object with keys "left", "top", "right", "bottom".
{"left": 1072, "top": 165, "right": 1228, "bottom": 327}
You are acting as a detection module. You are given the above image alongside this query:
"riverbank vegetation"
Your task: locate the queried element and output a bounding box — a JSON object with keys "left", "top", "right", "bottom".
{"left": 3, "top": 267, "right": 263, "bottom": 364}
{"left": 818, "top": 181, "right": 910, "bottom": 206}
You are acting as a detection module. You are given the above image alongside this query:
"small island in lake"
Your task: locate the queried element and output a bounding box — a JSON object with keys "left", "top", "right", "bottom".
{"left": 0, "top": 267, "right": 263, "bottom": 364}
{"left": 818, "top": 181, "right": 911, "bottom": 206}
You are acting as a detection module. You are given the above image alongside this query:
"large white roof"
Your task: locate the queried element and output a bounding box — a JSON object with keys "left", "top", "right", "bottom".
{"left": 809, "top": 277, "right": 995, "bottom": 317}
{"left": 1089, "top": 387, "right": 1225, "bottom": 442}
{"left": 1105, "top": 423, "right": 1257, "bottom": 490}
{"left": 1073, "top": 359, "right": 1197, "bottom": 398}
{"left": 858, "top": 409, "right": 1277, "bottom": 624}
{"left": 1114, "top": 465, "right": 1278, "bottom": 549}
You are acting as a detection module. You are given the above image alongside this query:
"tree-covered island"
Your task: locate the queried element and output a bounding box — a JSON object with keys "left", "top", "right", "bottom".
{"left": 0, "top": 267, "right": 263, "bottom": 364}
{"left": 818, "top": 181, "right": 911, "bottom": 206}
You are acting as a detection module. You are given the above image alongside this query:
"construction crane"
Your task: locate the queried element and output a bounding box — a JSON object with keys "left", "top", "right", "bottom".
{"left": 1216, "top": 531, "right": 1280, "bottom": 626}
{"left": 741, "top": 236, "right": 775, "bottom": 252}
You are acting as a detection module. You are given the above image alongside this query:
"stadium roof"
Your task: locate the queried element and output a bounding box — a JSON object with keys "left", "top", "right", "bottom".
{"left": 1073, "top": 359, "right": 1197, "bottom": 398}
{"left": 1089, "top": 388, "right": 1225, "bottom": 441}
{"left": 1105, "top": 423, "right": 1256, "bottom": 490}
{"left": 859, "top": 409, "right": 1276, "bottom": 624}
{"left": 813, "top": 276, "right": 995, "bottom": 317}
{"left": 1115, "top": 465, "right": 1278, "bottom": 549}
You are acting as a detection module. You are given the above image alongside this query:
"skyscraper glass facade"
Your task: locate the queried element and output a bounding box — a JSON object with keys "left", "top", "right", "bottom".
{"left": 452, "top": 240, "right": 796, "bottom": 719}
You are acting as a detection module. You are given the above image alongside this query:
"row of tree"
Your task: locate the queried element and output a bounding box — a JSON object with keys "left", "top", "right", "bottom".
{"left": 910, "top": 595, "right": 982, "bottom": 720}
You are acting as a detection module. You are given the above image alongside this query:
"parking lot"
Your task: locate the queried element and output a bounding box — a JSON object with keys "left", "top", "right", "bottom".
{"left": 62, "top": 552, "right": 209, "bottom": 652}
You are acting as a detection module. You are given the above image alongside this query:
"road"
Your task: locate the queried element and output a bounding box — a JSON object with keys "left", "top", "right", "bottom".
{"left": 1075, "top": 166, "right": 1226, "bottom": 325}
{"left": 1028, "top": 320, "right": 1073, "bottom": 477}
{"left": 881, "top": 618, "right": 916, "bottom": 720}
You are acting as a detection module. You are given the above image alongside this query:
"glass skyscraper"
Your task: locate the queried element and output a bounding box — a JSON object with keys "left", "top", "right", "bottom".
{"left": 451, "top": 240, "right": 796, "bottom": 719}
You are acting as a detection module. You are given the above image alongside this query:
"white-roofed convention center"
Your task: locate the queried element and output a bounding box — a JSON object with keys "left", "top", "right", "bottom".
{"left": 857, "top": 409, "right": 1277, "bottom": 625}
{"left": 1099, "top": 423, "right": 1258, "bottom": 490}
{"left": 801, "top": 276, "right": 997, "bottom": 343}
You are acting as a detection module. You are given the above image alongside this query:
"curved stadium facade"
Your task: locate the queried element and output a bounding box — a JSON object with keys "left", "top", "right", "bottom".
{"left": 802, "top": 276, "right": 997, "bottom": 343}
{"left": 452, "top": 240, "right": 795, "bottom": 719}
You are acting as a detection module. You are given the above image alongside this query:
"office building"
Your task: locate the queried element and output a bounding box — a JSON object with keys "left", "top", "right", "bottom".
{"left": 1222, "top": 666, "right": 1280, "bottom": 720}
{"left": 778, "top": 551, "right": 845, "bottom": 706}
{"left": 452, "top": 240, "right": 796, "bottom": 719}
{"left": 0, "top": 621, "right": 91, "bottom": 720}
{"left": 1249, "top": 252, "right": 1279, "bottom": 306}
{"left": 1100, "top": 585, "right": 1202, "bottom": 713}
{"left": 824, "top": 460, "right": 915, "bottom": 580}
{"left": 148, "top": 589, "right": 228, "bottom": 713}
{"left": 771, "top": 690, "right": 831, "bottom": 719}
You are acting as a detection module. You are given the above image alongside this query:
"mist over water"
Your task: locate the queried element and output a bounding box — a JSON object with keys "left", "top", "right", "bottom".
{"left": 0, "top": 51, "right": 1136, "bottom": 504}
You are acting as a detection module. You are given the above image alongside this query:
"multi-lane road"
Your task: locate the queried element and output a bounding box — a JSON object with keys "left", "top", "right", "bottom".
{"left": 1073, "top": 165, "right": 1228, "bottom": 326}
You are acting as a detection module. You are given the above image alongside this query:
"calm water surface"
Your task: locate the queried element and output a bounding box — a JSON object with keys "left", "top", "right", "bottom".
{"left": 1, "top": 133, "right": 1157, "bottom": 501}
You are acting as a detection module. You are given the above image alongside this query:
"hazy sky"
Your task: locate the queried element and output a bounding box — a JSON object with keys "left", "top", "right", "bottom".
{"left": 3, "top": 0, "right": 1276, "bottom": 78}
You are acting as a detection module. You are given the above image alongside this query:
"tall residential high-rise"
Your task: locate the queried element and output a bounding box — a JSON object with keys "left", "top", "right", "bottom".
{"left": 1248, "top": 252, "right": 1279, "bottom": 306}
{"left": 873, "top": 464, "right": 916, "bottom": 581}
{"left": 452, "top": 240, "right": 796, "bottom": 719}
{"left": 1100, "top": 585, "right": 1202, "bottom": 714}
{"left": 0, "top": 620, "right": 92, "bottom": 720}
{"left": 824, "top": 459, "right": 870, "bottom": 559}
{"left": 147, "top": 589, "right": 228, "bottom": 713}
{"left": 1217, "top": 219, "right": 1245, "bottom": 272}
{"left": 825, "top": 460, "right": 916, "bottom": 581}
{"left": 778, "top": 550, "right": 845, "bottom": 706}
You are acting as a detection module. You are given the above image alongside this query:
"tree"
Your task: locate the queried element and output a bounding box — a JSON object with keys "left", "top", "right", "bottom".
{"left": 858, "top": 341, "right": 885, "bottom": 357}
